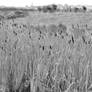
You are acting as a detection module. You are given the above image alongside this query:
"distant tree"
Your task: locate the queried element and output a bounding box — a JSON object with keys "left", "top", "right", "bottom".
{"left": 82, "top": 6, "right": 87, "bottom": 12}
{"left": 41, "top": 4, "right": 57, "bottom": 13}
{"left": 52, "top": 4, "right": 57, "bottom": 11}
{"left": 45, "top": 5, "right": 52, "bottom": 12}
{"left": 42, "top": 6, "right": 48, "bottom": 12}
{"left": 73, "top": 7, "right": 80, "bottom": 12}
{"left": 38, "top": 7, "right": 42, "bottom": 12}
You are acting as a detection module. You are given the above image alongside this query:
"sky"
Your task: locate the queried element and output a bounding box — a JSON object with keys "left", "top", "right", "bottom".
{"left": 0, "top": 0, "right": 92, "bottom": 7}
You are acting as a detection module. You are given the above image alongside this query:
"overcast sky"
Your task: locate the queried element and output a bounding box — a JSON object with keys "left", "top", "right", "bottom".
{"left": 0, "top": 0, "right": 92, "bottom": 7}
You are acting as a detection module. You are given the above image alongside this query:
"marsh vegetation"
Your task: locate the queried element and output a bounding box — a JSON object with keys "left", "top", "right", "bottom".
{"left": 0, "top": 7, "right": 92, "bottom": 92}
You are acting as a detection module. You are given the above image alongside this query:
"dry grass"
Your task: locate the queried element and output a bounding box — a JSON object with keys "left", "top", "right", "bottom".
{"left": 0, "top": 11, "right": 92, "bottom": 92}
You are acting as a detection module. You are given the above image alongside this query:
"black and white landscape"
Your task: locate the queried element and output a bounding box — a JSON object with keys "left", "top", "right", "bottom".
{"left": 0, "top": 5, "right": 92, "bottom": 92}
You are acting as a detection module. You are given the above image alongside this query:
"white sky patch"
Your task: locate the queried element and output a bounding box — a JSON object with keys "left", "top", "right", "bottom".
{"left": 0, "top": 0, "right": 92, "bottom": 7}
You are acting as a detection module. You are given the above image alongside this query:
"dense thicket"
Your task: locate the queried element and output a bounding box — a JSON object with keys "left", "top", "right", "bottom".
{"left": 0, "top": 16, "right": 92, "bottom": 92}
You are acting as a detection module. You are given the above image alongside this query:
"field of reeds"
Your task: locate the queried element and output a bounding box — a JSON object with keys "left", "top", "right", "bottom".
{"left": 0, "top": 6, "right": 92, "bottom": 92}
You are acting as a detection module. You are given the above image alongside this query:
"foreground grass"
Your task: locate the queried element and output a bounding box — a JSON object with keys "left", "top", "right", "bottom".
{"left": 0, "top": 11, "right": 92, "bottom": 92}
